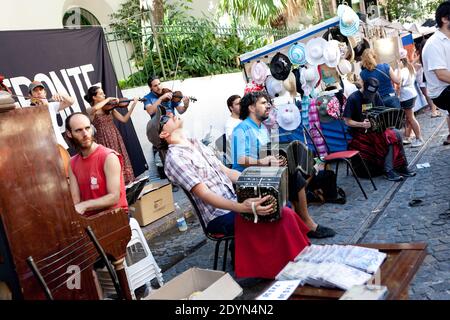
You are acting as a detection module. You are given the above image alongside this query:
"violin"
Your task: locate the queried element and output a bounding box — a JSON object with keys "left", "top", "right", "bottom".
{"left": 102, "top": 97, "right": 147, "bottom": 112}
{"left": 160, "top": 88, "right": 197, "bottom": 103}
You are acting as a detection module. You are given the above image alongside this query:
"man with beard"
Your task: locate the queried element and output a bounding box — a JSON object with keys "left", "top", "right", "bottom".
{"left": 422, "top": 1, "right": 450, "bottom": 145}
{"left": 65, "top": 112, "right": 128, "bottom": 216}
{"left": 230, "top": 91, "right": 335, "bottom": 238}
{"left": 144, "top": 75, "right": 190, "bottom": 117}
{"left": 146, "top": 106, "right": 311, "bottom": 278}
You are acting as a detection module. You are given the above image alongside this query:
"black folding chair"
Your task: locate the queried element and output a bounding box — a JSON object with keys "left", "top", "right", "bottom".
{"left": 180, "top": 186, "right": 234, "bottom": 271}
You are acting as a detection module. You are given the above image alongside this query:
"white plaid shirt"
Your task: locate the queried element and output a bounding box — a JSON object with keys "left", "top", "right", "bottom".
{"left": 164, "top": 139, "right": 236, "bottom": 225}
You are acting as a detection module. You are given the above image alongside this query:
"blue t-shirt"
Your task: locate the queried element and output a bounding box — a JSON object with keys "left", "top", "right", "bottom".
{"left": 143, "top": 91, "right": 180, "bottom": 116}
{"left": 231, "top": 117, "right": 270, "bottom": 172}
{"left": 360, "top": 63, "right": 395, "bottom": 97}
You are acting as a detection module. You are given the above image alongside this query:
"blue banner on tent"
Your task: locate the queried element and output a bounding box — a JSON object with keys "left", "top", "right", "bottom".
{"left": 402, "top": 33, "right": 414, "bottom": 46}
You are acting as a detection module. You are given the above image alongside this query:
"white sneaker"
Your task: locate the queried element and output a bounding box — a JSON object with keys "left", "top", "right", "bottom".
{"left": 411, "top": 138, "right": 424, "bottom": 148}
{"left": 403, "top": 137, "right": 412, "bottom": 145}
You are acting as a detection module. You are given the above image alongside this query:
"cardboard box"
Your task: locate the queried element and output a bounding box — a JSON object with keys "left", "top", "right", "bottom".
{"left": 130, "top": 182, "right": 175, "bottom": 227}
{"left": 145, "top": 267, "right": 243, "bottom": 300}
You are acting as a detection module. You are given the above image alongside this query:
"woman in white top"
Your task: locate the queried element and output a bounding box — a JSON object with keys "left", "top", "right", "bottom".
{"left": 398, "top": 50, "right": 423, "bottom": 147}
{"left": 413, "top": 41, "right": 442, "bottom": 118}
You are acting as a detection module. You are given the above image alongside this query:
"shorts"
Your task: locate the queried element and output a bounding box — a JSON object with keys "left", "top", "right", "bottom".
{"left": 400, "top": 97, "right": 416, "bottom": 110}
{"left": 432, "top": 86, "right": 450, "bottom": 112}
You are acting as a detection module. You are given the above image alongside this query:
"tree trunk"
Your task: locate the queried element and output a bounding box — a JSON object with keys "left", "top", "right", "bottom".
{"left": 318, "top": 0, "right": 324, "bottom": 20}
{"left": 330, "top": 0, "right": 337, "bottom": 15}
{"left": 152, "top": 0, "right": 164, "bottom": 25}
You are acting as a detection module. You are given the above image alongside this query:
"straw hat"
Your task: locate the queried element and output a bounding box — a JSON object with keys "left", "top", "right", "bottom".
{"left": 305, "top": 37, "right": 328, "bottom": 66}
{"left": 283, "top": 72, "right": 297, "bottom": 97}
{"left": 276, "top": 102, "right": 301, "bottom": 131}
{"left": 323, "top": 40, "right": 341, "bottom": 68}
{"left": 338, "top": 4, "right": 360, "bottom": 37}
{"left": 288, "top": 43, "right": 307, "bottom": 65}
{"left": 250, "top": 61, "right": 269, "bottom": 85}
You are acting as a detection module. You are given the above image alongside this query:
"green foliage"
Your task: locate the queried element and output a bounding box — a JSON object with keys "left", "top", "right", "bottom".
{"left": 219, "top": 0, "right": 315, "bottom": 28}
{"left": 109, "top": 0, "right": 144, "bottom": 61}
{"left": 111, "top": 0, "right": 277, "bottom": 89}
{"left": 383, "top": 0, "right": 442, "bottom": 22}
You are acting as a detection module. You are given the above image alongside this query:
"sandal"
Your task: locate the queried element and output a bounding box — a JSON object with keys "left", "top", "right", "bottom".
{"left": 408, "top": 199, "right": 424, "bottom": 207}
{"left": 431, "top": 112, "right": 443, "bottom": 118}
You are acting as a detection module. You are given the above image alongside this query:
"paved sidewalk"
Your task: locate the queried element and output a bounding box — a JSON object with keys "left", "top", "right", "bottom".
{"left": 144, "top": 109, "right": 449, "bottom": 300}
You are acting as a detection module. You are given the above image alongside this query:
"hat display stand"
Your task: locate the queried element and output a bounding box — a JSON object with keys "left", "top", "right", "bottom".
{"left": 238, "top": 15, "right": 370, "bottom": 152}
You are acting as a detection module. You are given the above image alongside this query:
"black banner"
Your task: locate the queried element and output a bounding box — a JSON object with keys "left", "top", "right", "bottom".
{"left": 0, "top": 27, "right": 147, "bottom": 177}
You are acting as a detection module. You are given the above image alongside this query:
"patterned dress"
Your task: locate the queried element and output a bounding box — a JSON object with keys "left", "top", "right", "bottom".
{"left": 92, "top": 112, "right": 135, "bottom": 184}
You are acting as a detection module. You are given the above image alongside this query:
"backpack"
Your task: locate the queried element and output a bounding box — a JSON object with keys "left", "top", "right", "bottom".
{"left": 306, "top": 170, "right": 346, "bottom": 204}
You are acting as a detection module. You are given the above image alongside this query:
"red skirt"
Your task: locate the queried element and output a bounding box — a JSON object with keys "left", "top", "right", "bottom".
{"left": 235, "top": 207, "right": 310, "bottom": 279}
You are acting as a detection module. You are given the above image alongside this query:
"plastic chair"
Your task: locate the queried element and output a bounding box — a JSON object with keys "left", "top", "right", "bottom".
{"left": 97, "top": 218, "right": 164, "bottom": 299}
{"left": 302, "top": 123, "right": 377, "bottom": 199}
{"left": 214, "top": 133, "right": 232, "bottom": 168}
{"left": 181, "top": 186, "right": 234, "bottom": 271}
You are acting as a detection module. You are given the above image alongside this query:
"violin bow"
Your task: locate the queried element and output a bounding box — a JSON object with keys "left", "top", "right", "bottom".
{"left": 171, "top": 54, "right": 181, "bottom": 92}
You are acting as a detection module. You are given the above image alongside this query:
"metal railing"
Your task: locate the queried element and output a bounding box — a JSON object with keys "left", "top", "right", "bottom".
{"left": 104, "top": 20, "right": 299, "bottom": 89}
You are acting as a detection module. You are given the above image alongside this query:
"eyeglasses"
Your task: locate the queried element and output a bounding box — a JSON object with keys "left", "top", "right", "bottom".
{"left": 158, "top": 115, "right": 170, "bottom": 133}
{"left": 160, "top": 115, "right": 170, "bottom": 126}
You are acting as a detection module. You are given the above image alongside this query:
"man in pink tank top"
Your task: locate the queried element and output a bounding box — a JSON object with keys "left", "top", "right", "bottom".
{"left": 65, "top": 112, "right": 128, "bottom": 216}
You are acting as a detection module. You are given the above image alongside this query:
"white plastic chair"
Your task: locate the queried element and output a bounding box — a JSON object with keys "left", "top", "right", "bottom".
{"left": 97, "top": 218, "right": 164, "bottom": 299}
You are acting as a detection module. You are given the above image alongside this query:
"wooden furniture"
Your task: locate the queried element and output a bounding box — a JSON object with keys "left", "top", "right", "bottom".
{"left": 0, "top": 107, "right": 131, "bottom": 300}
{"left": 289, "top": 243, "right": 427, "bottom": 300}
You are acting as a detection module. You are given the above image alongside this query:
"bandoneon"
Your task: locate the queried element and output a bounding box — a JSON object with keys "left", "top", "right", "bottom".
{"left": 366, "top": 107, "right": 405, "bottom": 133}
{"left": 236, "top": 167, "right": 288, "bottom": 222}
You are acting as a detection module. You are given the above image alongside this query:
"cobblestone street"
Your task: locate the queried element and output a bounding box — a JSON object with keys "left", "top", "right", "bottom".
{"left": 145, "top": 109, "right": 450, "bottom": 300}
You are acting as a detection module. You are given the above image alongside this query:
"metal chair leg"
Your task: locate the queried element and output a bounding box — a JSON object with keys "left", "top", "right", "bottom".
{"left": 344, "top": 159, "right": 368, "bottom": 199}
{"left": 335, "top": 161, "right": 340, "bottom": 178}
{"left": 359, "top": 154, "right": 377, "bottom": 190}
{"left": 213, "top": 240, "right": 221, "bottom": 270}
{"left": 222, "top": 239, "right": 229, "bottom": 271}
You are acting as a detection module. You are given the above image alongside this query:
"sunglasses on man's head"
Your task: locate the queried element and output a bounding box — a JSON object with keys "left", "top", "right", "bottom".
{"left": 158, "top": 115, "right": 170, "bottom": 133}
{"left": 160, "top": 115, "right": 170, "bottom": 126}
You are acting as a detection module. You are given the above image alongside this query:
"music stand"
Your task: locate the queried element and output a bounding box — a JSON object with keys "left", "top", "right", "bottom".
{"left": 125, "top": 176, "right": 149, "bottom": 206}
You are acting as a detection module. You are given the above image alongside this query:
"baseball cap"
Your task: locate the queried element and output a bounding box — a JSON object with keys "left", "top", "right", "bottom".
{"left": 363, "top": 77, "right": 380, "bottom": 101}
{"left": 28, "top": 81, "right": 45, "bottom": 94}
{"left": 146, "top": 106, "right": 169, "bottom": 148}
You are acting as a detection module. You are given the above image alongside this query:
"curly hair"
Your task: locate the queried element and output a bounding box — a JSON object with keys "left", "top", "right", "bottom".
{"left": 239, "top": 91, "right": 270, "bottom": 120}
{"left": 361, "top": 49, "right": 378, "bottom": 71}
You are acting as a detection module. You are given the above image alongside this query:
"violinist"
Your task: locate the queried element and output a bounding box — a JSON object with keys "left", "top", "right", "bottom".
{"left": 144, "top": 75, "right": 190, "bottom": 117}
{"left": 84, "top": 85, "right": 136, "bottom": 184}
{"left": 28, "top": 81, "right": 75, "bottom": 150}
